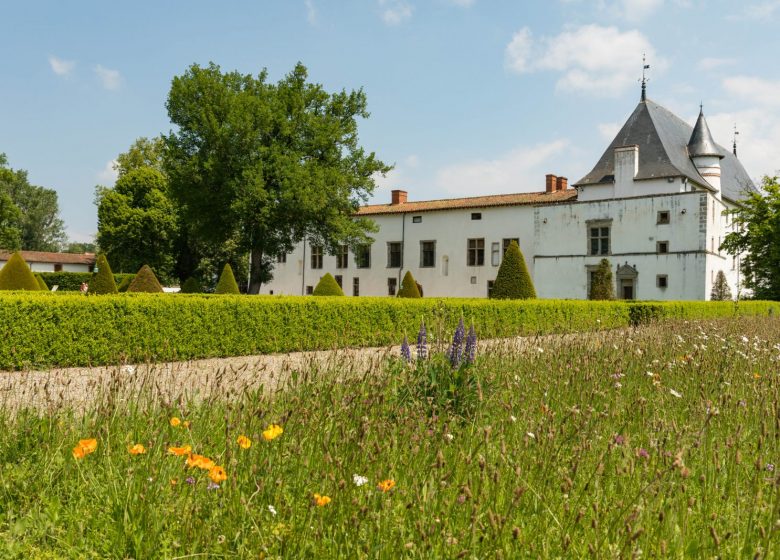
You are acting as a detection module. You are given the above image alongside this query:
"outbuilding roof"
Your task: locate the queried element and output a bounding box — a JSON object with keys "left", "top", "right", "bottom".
{"left": 0, "top": 251, "right": 96, "bottom": 265}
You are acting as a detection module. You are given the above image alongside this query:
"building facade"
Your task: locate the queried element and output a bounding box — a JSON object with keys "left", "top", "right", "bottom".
{"left": 0, "top": 251, "right": 96, "bottom": 273}
{"left": 261, "top": 95, "right": 755, "bottom": 300}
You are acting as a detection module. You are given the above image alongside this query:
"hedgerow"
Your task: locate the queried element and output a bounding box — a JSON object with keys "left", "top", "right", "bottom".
{"left": 39, "top": 272, "right": 135, "bottom": 291}
{"left": 0, "top": 294, "right": 777, "bottom": 370}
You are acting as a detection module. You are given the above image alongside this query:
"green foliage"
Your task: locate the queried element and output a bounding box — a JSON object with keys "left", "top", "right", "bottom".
{"left": 88, "top": 255, "right": 118, "bottom": 295}
{"left": 721, "top": 175, "right": 780, "bottom": 300}
{"left": 490, "top": 240, "right": 536, "bottom": 299}
{"left": 38, "top": 272, "right": 134, "bottom": 292}
{"left": 397, "top": 270, "right": 421, "bottom": 298}
{"left": 0, "top": 252, "right": 41, "bottom": 291}
{"left": 214, "top": 264, "right": 240, "bottom": 294}
{"left": 114, "top": 136, "right": 166, "bottom": 178}
{"left": 312, "top": 273, "right": 344, "bottom": 296}
{"left": 164, "top": 62, "right": 390, "bottom": 292}
{"left": 34, "top": 273, "right": 48, "bottom": 291}
{"left": 0, "top": 190, "right": 21, "bottom": 250}
{"left": 180, "top": 277, "right": 203, "bottom": 294}
{"left": 96, "top": 167, "right": 179, "bottom": 282}
{"left": 117, "top": 275, "right": 134, "bottom": 293}
{"left": 127, "top": 265, "right": 163, "bottom": 293}
{"left": 590, "top": 258, "right": 615, "bottom": 300}
{"left": 0, "top": 293, "right": 777, "bottom": 370}
{"left": 63, "top": 242, "right": 96, "bottom": 254}
{"left": 711, "top": 270, "right": 733, "bottom": 301}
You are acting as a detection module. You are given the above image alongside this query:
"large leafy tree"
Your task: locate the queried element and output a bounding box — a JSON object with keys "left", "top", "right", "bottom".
{"left": 114, "top": 136, "right": 166, "bottom": 178}
{"left": 721, "top": 175, "right": 780, "bottom": 300}
{"left": 0, "top": 153, "right": 66, "bottom": 251}
{"left": 164, "top": 62, "right": 390, "bottom": 293}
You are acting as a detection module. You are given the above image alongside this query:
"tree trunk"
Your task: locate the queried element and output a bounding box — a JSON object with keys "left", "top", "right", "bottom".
{"left": 248, "top": 247, "right": 264, "bottom": 294}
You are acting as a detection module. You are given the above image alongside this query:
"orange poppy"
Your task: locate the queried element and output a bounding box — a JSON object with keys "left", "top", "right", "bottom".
{"left": 377, "top": 479, "right": 396, "bottom": 493}
{"left": 313, "top": 493, "right": 331, "bottom": 507}
{"left": 186, "top": 454, "right": 215, "bottom": 470}
{"left": 170, "top": 417, "right": 181, "bottom": 427}
{"left": 167, "top": 445, "right": 192, "bottom": 456}
{"left": 72, "top": 438, "right": 98, "bottom": 459}
{"left": 209, "top": 465, "right": 227, "bottom": 483}
{"left": 128, "top": 443, "right": 146, "bottom": 455}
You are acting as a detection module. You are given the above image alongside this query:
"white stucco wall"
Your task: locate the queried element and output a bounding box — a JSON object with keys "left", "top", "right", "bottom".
{"left": 0, "top": 261, "right": 93, "bottom": 273}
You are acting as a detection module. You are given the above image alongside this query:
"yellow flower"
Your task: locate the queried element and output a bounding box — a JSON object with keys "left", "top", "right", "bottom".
{"left": 170, "top": 478, "right": 178, "bottom": 486}
{"left": 313, "top": 493, "right": 331, "bottom": 507}
{"left": 182, "top": 420, "right": 191, "bottom": 429}
{"left": 262, "top": 424, "right": 284, "bottom": 441}
{"left": 237, "top": 435, "right": 252, "bottom": 449}
{"left": 73, "top": 438, "right": 98, "bottom": 459}
{"left": 186, "top": 454, "right": 215, "bottom": 470}
{"left": 754, "top": 372, "right": 762, "bottom": 379}
{"left": 128, "top": 443, "right": 146, "bottom": 455}
{"left": 209, "top": 465, "right": 227, "bottom": 483}
{"left": 167, "top": 445, "right": 192, "bottom": 456}
{"left": 377, "top": 479, "right": 396, "bottom": 493}
{"left": 170, "top": 417, "right": 181, "bottom": 427}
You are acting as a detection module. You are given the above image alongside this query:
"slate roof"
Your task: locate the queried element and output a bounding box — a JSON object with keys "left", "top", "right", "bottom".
{"left": 357, "top": 189, "right": 577, "bottom": 216}
{"left": 575, "top": 98, "right": 756, "bottom": 202}
{"left": 688, "top": 108, "right": 722, "bottom": 158}
{"left": 0, "top": 251, "right": 96, "bottom": 265}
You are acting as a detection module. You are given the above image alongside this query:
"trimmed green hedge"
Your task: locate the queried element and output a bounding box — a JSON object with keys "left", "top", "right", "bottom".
{"left": 0, "top": 294, "right": 777, "bottom": 370}
{"left": 39, "top": 272, "right": 135, "bottom": 292}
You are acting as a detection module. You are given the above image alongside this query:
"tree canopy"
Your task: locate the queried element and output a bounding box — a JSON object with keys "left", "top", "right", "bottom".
{"left": 710, "top": 270, "right": 733, "bottom": 301}
{"left": 721, "top": 175, "right": 780, "bottom": 300}
{"left": 164, "top": 62, "right": 390, "bottom": 293}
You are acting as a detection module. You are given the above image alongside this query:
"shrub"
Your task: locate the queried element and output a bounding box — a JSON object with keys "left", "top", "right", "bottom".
{"left": 39, "top": 272, "right": 134, "bottom": 292}
{"left": 312, "top": 273, "right": 344, "bottom": 296}
{"left": 711, "top": 271, "right": 733, "bottom": 301}
{"left": 589, "top": 258, "right": 615, "bottom": 300}
{"left": 490, "top": 240, "right": 536, "bottom": 299}
{"left": 0, "top": 252, "right": 41, "bottom": 291}
{"left": 34, "top": 273, "right": 49, "bottom": 291}
{"left": 127, "top": 265, "right": 163, "bottom": 293}
{"left": 117, "top": 275, "right": 134, "bottom": 293}
{"left": 397, "top": 271, "right": 421, "bottom": 298}
{"left": 180, "top": 277, "right": 203, "bottom": 294}
{"left": 215, "top": 264, "right": 240, "bottom": 295}
{"left": 88, "top": 255, "right": 118, "bottom": 295}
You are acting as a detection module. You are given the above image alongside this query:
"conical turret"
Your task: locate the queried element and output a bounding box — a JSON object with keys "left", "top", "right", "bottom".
{"left": 688, "top": 106, "right": 723, "bottom": 195}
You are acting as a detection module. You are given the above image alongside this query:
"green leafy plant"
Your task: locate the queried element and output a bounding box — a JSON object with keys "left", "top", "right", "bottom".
{"left": 88, "top": 255, "right": 118, "bottom": 295}
{"left": 117, "top": 275, "right": 134, "bottom": 293}
{"left": 397, "top": 270, "right": 421, "bottom": 298}
{"left": 215, "top": 264, "right": 240, "bottom": 295}
{"left": 312, "top": 273, "right": 344, "bottom": 296}
{"left": 180, "top": 277, "right": 203, "bottom": 294}
{"left": 711, "top": 270, "right": 733, "bottom": 301}
{"left": 590, "top": 258, "right": 615, "bottom": 300}
{"left": 38, "top": 272, "right": 134, "bottom": 291}
{"left": 127, "top": 265, "right": 163, "bottom": 293}
{"left": 0, "top": 252, "right": 41, "bottom": 291}
{"left": 34, "top": 273, "right": 48, "bottom": 291}
{"left": 490, "top": 240, "right": 536, "bottom": 299}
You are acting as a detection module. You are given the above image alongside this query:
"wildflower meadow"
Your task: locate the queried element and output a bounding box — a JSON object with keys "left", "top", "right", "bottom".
{"left": 1, "top": 315, "right": 779, "bottom": 558}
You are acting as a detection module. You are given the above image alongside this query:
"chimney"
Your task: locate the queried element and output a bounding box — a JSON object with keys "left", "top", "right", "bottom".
{"left": 556, "top": 177, "right": 568, "bottom": 191}
{"left": 545, "top": 174, "right": 557, "bottom": 193}
{"left": 614, "top": 145, "right": 639, "bottom": 198}
{"left": 391, "top": 189, "right": 407, "bottom": 205}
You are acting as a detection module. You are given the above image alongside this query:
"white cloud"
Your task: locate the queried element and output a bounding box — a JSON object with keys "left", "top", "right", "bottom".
{"left": 698, "top": 57, "right": 737, "bottom": 71}
{"left": 434, "top": 140, "right": 570, "bottom": 196}
{"left": 505, "top": 25, "right": 666, "bottom": 97}
{"left": 97, "top": 160, "right": 118, "bottom": 185}
{"left": 94, "top": 65, "right": 122, "bottom": 91}
{"left": 609, "top": 0, "right": 664, "bottom": 22}
{"left": 305, "top": 0, "right": 317, "bottom": 25}
{"left": 379, "top": 0, "right": 413, "bottom": 25}
{"left": 707, "top": 109, "right": 780, "bottom": 180}
{"left": 598, "top": 122, "right": 622, "bottom": 140}
{"left": 48, "top": 55, "right": 75, "bottom": 76}
{"left": 722, "top": 76, "right": 780, "bottom": 107}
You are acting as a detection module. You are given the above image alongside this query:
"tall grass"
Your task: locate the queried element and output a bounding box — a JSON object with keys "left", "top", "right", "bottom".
{"left": 1, "top": 317, "right": 779, "bottom": 558}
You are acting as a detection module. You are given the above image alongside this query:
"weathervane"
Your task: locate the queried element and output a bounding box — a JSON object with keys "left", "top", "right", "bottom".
{"left": 640, "top": 53, "right": 650, "bottom": 101}
{"left": 733, "top": 123, "right": 739, "bottom": 157}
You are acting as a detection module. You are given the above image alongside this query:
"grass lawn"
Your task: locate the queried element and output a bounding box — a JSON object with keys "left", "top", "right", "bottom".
{"left": 1, "top": 316, "right": 779, "bottom": 558}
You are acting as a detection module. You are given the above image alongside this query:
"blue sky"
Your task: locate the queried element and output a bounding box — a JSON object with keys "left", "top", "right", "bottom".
{"left": 1, "top": 0, "right": 778, "bottom": 242}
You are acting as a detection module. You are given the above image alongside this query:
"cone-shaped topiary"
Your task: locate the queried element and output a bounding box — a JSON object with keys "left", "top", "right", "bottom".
{"left": 0, "top": 252, "right": 41, "bottom": 291}
{"left": 490, "top": 240, "right": 536, "bottom": 299}
{"left": 117, "top": 275, "right": 134, "bottom": 293}
{"left": 35, "top": 273, "right": 49, "bottom": 291}
{"left": 180, "top": 276, "right": 203, "bottom": 294}
{"left": 88, "top": 254, "right": 118, "bottom": 295}
{"left": 127, "top": 265, "right": 163, "bottom": 293}
{"left": 312, "top": 273, "right": 344, "bottom": 296}
{"left": 397, "top": 270, "right": 421, "bottom": 298}
{"left": 589, "top": 258, "right": 614, "bottom": 300}
{"left": 711, "top": 270, "right": 732, "bottom": 301}
{"left": 215, "top": 264, "right": 240, "bottom": 294}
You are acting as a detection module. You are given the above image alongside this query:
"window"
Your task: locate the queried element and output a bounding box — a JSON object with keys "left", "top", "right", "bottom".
{"left": 732, "top": 256, "right": 736, "bottom": 271}
{"left": 487, "top": 280, "right": 495, "bottom": 298}
{"left": 412, "top": 216, "right": 422, "bottom": 223}
{"left": 491, "top": 242, "right": 500, "bottom": 266}
{"left": 502, "top": 238, "right": 520, "bottom": 255}
{"left": 387, "top": 242, "right": 403, "bottom": 268}
{"left": 467, "top": 238, "right": 485, "bottom": 266}
{"left": 387, "top": 277, "right": 397, "bottom": 296}
{"left": 657, "top": 241, "right": 669, "bottom": 254}
{"left": 471, "top": 212, "right": 482, "bottom": 220}
{"left": 657, "top": 275, "right": 668, "bottom": 288}
{"left": 588, "top": 225, "right": 610, "bottom": 256}
{"left": 657, "top": 211, "right": 670, "bottom": 224}
{"left": 420, "top": 241, "right": 436, "bottom": 268}
{"left": 311, "top": 245, "right": 323, "bottom": 269}
{"left": 355, "top": 245, "right": 371, "bottom": 269}
{"left": 353, "top": 277, "right": 359, "bottom": 296}
{"left": 336, "top": 245, "right": 348, "bottom": 269}
{"left": 306, "top": 285, "right": 313, "bottom": 295}
{"left": 277, "top": 253, "right": 287, "bottom": 264}
{"left": 470, "top": 276, "right": 477, "bottom": 284}
{"left": 54, "top": 264, "right": 63, "bottom": 272}
{"left": 334, "top": 275, "right": 343, "bottom": 288}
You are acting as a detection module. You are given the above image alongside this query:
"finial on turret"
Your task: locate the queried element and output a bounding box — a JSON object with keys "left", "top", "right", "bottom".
{"left": 640, "top": 54, "right": 650, "bottom": 101}
{"left": 733, "top": 123, "right": 739, "bottom": 157}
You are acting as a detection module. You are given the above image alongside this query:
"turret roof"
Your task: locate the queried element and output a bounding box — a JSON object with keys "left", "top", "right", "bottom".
{"left": 688, "top": 108, "right": 723, "bottom": 159}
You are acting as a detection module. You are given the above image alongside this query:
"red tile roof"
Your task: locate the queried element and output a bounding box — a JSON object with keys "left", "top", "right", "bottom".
{"left": 357, "top": 189, "right": 577, "bottom": 216}
{"left": 0, "top": 251, "right": 96, "bottom": 265}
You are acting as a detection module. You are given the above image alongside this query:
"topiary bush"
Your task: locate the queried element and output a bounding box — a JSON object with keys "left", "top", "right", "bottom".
{"left": 397, "top": 270, "right": 421, "bottom": 298}
{"left": 117, "top": 275, "right": 134, "bottom": 293}
{"left": 34, "top": 273, "right": 49, "bottom": 291}
{"left": 215, "top": 264, "right": 240, "bottom": 295}
{"left": 88, "top": 254, "right": 118, "bottom": 295}
{"left": 0, "top": 252, "right": 41, "bottom": 291}
{"left": 127, "top": 265, "right": 163, "bottom": 293}
{"left": 312, "top": 273, "right": 344, "bottom": 296}
{"left": 711, "top": 270, "right": 733, "bottom": 301}
{"left": 180, "top": 277, "right": 203, "bottom": 294}
{"left": 490, "top": 240, "right": 536, "bottom": 299}
{"left": 589, "top": 258, "right": 615, "bottom": 300}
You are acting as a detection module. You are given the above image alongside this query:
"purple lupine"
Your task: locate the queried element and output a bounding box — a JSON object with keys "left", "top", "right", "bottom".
{"left": 464, "top": 325, "right": 477, "bottom": 365}
{"left": 401, "top": 335, "right": 412, "bottom": 363}
{"left": 448, "top": 318, "right": 465, "bottom": 368}
{"left": 416, "top": 320, "right": 427, "bottom": 360}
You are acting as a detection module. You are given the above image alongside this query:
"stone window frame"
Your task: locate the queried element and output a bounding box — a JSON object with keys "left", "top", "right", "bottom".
{"left": 586, "top": 219, "right": 612, "bottom": 256}
{"left": 419, "top": 240, "right": 436, "bottom": 268}
{"left": 657, "top": 210, "right": 670, "bottom": 225}
{"left": 387, "top": 242, "right": 403, "bottom": 268}
{"left": 335, "top": 245, "right": 349, "bottom": 269}
{"left": 310, "top": 245, "right": 323, "bottom": 269}
{"left": 656, "top": 274, "right": 668, "bottom": 289}
{"left": 467, "top": 238, "right": 485, "bottom": 266}
{"left": 657, "top": 241, "right": 669, "bottom": 254}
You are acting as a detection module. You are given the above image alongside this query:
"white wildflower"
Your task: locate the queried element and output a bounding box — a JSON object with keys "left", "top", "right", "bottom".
{"left": 268, "top": 505, "right": 277, "bottom": 516}
{"left": 352, "top": 474, "right": 368, "bottom": 487}
{"left": 444, "top": 433, "right": 454, "bottom": 441}
{"left": 527, "top": 432, "right": 536, "bottom": 439}
{"left": 510, "top": 415, "right": 517, "bottom": 423}
{"left": 669, "top": 389, "right": 682, "bottom": 398}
